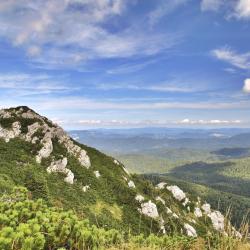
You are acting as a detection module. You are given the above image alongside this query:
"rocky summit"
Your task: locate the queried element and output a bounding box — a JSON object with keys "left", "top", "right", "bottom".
{"left": 0, "top": 106, "right": 241, "bottom": 239}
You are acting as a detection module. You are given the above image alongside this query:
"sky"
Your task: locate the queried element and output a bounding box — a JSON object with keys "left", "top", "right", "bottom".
{"left": 0, "top": 0, "right": 250, "bottom": 129}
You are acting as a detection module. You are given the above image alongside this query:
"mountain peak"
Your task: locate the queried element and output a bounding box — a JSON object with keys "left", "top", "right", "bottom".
{"left": 0, "top": 106, "right": 91, "bottom": 184}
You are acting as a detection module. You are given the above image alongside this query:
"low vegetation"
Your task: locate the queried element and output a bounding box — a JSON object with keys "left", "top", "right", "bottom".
{"left": 0, "top": 187, "right": 249, "bottom": 250}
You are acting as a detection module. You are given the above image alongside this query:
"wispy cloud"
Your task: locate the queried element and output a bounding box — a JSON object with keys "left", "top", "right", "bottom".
{"left": 51, "top": 117, "right": 243, "bottom": 128}
{"left": 148, "top": 0, "right": 188, "bottom": 27}
{"left": 212, "top": 47, "right": 250, "bottom": 70}
{"left": 106, "top": 59, "right": 158, "bottom": 74}
{"left": 0, "top": 72, "right": 74, "bottom": 96}
{"left": 0, "top": 0, "right": 179, "bottom": 69}
{"left": 3, "top": 96, "right": 249, "bottom": 111}
{"left": 176, "top": 118, "right": 241, "bottom": 125}
{"left": 95, "top": 82, "right": 196, "bottom": 93}
{"left": 201, "top": 0, "right": 250, "bottom": 19}
{"left": 200, "top": 0, "right": 224, "bottom": 12}
{"left": 95, "top": 77, "right": 209, "bottom": 93}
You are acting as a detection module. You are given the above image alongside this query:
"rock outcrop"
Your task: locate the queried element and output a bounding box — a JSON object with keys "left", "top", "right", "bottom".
{"left": 47, "top": 158, "right": 74, "bottom": 184}
{"left": 0, "top": 107, "right": 91, "bottom": 184}
{"left": 140, "top": 200, "right": 159, "bottom": 219}
{"left": 0, "top": 121, "right": 21, "bottom": 142}
{"left": 167, "top": 185, "right": 186, "bottom": 201}
{"left": 184, "top": 223, "right": 197, "bottom": 237}
{"left": 128, "top": 180, "right": 135, "bottom": 188}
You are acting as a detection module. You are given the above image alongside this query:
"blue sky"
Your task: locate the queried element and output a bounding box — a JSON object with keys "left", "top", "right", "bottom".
{"left": 0, "top": 0, "right": 250, "bottom": 129}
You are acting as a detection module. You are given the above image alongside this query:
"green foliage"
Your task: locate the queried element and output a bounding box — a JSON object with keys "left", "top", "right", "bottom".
{"left": 0, "top": 188, "right": 199, "bottom": 250}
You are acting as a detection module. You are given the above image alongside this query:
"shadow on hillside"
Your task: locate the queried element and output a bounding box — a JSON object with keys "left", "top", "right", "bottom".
{"left": 211, "top": 147, "right": 250, "bottom": 158}
{"left": 166, "top": 161, "right": 250, "bottom": 198}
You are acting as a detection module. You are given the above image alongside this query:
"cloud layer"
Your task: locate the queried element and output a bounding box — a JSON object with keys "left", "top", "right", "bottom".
{"left": 0, "top": 0, "right": 178, "bottom": 68}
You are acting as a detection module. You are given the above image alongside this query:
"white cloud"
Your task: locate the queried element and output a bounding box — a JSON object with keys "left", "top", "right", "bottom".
{"left": 0, "top": 72, "right": 73, "bottom": 95}
{"left": 27, "top": 46, "right": 41, "bottom": 57}
{"left": 51, "top": 117, "right": 243, "bottom": 127}
{"left": 235, "top": 0, "right": 250, "bottom": 19}
{"left": 106, "top": 60, "right": 158, "bottom": 74}
{"left": 7, "top": 96, "right": 249, "bottom": 111}
{"left": 201, "top": 0, "right": 224, "bottom": 11}
{"left": 96, "top": 82, "right": 196, "bottom": 93}
{"left": 149, "top": 0, "right": 188, "bottom": 26}
{"left": 177, "top": 118, "right": 241, "bottom": 125}
{"left": 0, "top": 0, "right": 178, "bottom": 68}
{"left": 243, "top": 78, "right": 250, "bottom": 93}
{"left": 201, "top": 0, "right": 250, "bottom": 19}
{"left": 212, "top": 47, "right": 250, "bottom": 70}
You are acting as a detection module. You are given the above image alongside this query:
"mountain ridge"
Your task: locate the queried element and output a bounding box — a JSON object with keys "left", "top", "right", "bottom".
{"left": 0, "top": 106, "right": 242, "bottom": 240}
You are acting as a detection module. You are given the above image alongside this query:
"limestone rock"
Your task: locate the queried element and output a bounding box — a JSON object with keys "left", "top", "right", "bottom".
{"left": 47, "top": 158, "right": 74, "bottom": 184}
{"left": 135, "top": 194, "right": 145, "bottom": 202}
{"left": 202, "top": 203, "right": 211, "bottom": 214}
{"left": 25, "top": 122, "right": 40, "bottom": 142}
{"left": 123, "top": 166, "right": 130, "bottom": 175}
{"left": 0, "top": 110, "right": 11, "bottom": 118}
{"left": 0, "top": 122, "right": 21, "bottom": 142}
{"left": 94, "top": 170, "right": 101, "bottom": 178}
{"left": 194, "top": 207, "right": 202, "bottom": 218}
{"left": 167, "top": 185, "right": 186, "bottom": 201}
{"left": 82, "top": 185, "right": 90, "bottom": 192}
{"left": 208, "top": 211, "right": 225, "bottom": 232}
{"left": 202, "top": 203, "right": 225, "bottom": 232}
{"left": 128, "top": 180, "right": 135, "bottom": 188}
{"left": 140, "top": 200, "right": 159, "bottom": 218}
{"left": 114, "top": 159, "right": 120, "bottom": 165}
{"left": 156, "top": 182, "right": 167, "bottom": 189}
{"left": 36, "top": 133, "right": 53, "bottom": 163}
{"left": 184, "top": 223, "right": 197, "bottom": 237}
{"left": 182, "top": 197, "right": 189, "bottom": 206}
{"left": 57, "top": 131, "right": 91, "bottom": 168}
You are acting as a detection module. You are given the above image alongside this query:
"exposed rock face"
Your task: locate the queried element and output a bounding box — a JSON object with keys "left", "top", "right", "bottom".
{"left": 167, "top": 185, "right": 186, "bottom": 201}
{"left": 182, "top": 197, "right": 189, "bottom": 206}
{"left": 208, "top": 211, "right": 225, "bottom": 232}
{"left": 94, "top": 170, "right": 101, "bottom": 178}
{"left": 47, "top": 158, "right": 74, "bottom": 184}
{"left": 135, "top": 194, "right": 145, "bottom": 202}
{"left": 202, "top": 203, "right": 211, "bottom": 214}
{"left": 0, "top": 110, "right": 11, "bottom": 118}
{"left": 57, "top": 131, "right": 91, "bottom": 168}
{"left": 0, "top": 107, "right": 92, "bottom": 185}
{"left": 194, "top": 207, "right": 203, "bottom": 218}
{"left": 114, "top": 159, "right": 120, "bottom": 165}
{"left": 128, "top": 180, "right": 135, "bottom": 188}
{"left": 0, "top": 122, "right": 21, "bottom": 142}
{"left": 156, "top": 182, "right": 167, "bottom": 189}
{"left": 82, "top": 185, "right": 90, "bottom": 192}
{"left": 159, "top": 217, "right": 166, "bottom": 234}
{"left": 202, "top": 203, "right": 225, "bottom": 232}
{"left": 184, "top": 223, "right": 197, "bottom": 237}
{"left": 25, "top": 122, "right": 40, "bottom": 142}
{"left": 21, "top": 110, "right": 43, "bottom": 120}
{"left": 0, "top": 107, "right": 91, "bottom": 170}
{"left": 36, "top": 133, "right": 53, "bottom": 163}
{"left": 123, "top": 166, "right": 130, "bottom": 175}
{"left": 140, "top": 200, "right": 159, "bottom": 218}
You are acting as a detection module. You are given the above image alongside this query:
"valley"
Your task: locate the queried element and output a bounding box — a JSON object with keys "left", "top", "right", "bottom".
{"left": 70, "top": 128, "right": 250, "bottom": 228}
